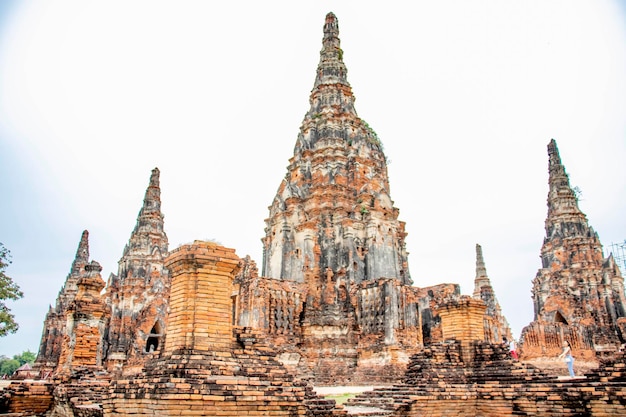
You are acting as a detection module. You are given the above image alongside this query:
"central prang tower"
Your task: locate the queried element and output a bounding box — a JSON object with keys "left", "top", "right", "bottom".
{"left": 262, "top": 12, "right": 411, "bottom": 287}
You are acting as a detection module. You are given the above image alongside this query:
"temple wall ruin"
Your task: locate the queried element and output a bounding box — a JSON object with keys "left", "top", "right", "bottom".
{"left": 103, "top": 241, "right": 327, "bottom": 417}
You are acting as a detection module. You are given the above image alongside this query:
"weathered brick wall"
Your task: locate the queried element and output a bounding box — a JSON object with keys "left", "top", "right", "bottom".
{"left": 0, "top": 381, "right": 54, "bottom": 415}
{"left": 56, "top": 262, "right": 108, "bottom": 377}
{"left": 104, "top": 241, "right": 337, "bottom": 416}
{"left": 415, "top": 283, "right": 459, "bottom": 344}
{"left": 438, "top": 296, "right": 487, "bottom": 345}
{"left": 235, "top": 265, "right": 497, "bottom": 385}
{"left": 163, "top": 241, "right": 240, "bottom": 352}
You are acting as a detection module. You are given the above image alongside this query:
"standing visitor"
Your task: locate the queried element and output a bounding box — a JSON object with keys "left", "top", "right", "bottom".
{"left": 509, "top": 339, "right": 518, "bottom": 360}
{"left": 558, "top": 340, "right": 575, "bottom": 377}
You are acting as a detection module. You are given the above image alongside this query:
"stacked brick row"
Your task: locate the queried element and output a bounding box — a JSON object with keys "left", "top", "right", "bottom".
{"left": 300, "top": 384, "right": 348, "bottom": 417}
{"left": 163, "top": 242, "right": 238, "bottom": 352}
{"left": 50, "top": 369, "right": 110, "bottom": 417}
{"left": 106, "top": 351, "right": 309, "bottom": 416}
{"left": 438, "top": 296, "right": 487, "bottom": 346}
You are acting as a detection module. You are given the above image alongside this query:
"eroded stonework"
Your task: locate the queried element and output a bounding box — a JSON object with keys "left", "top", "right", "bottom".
{"left": 262, "top": 12, "right": 410, "bottom": 286}
{"left": 520, "top": 140, "right": 626, "bottom": 360}
{"left": 104, "top": 167, "right": 170, "bottom": 374}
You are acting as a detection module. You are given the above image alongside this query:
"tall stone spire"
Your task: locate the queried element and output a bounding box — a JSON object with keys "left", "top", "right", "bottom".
{"left": 105, "top": 168, "right": 170, "bottom": 370}
{"left": 540, "top": 139, "right": 601, "bottom": 271}
{"left": 306, "top": 12, "right": 357, "bottom": 122}
{"left": 70, "top": 230, "right": 90, "bottom": 276}
{"left": 262, "top": 12, "right": 410, "bottom": 288}
{"left": 314, "top": 12, "right": 350, "bottom": 88}
{"left": 473, "top": 244, "right": 491, "bottom": 299}
{"left": 472, "top": 244, "right": 510, "bottom": 342}
{"left": 122, "top": 167, "right": 166, "bottom": 259}
{"left": 35, "top": 230, "right": 91, "bottom": 373}
{"left": 55, "top": 230, "right": 91, "bottom": 311}
{"left": 520, "top": 139, "right": 626, "bottom": 360}
{"left": 545, "top": 139, "right": 591, "bottom": 240}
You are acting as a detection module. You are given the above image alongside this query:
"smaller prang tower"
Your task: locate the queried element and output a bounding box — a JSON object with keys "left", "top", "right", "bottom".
{"left": 472, "top": 244, "right": 511, "bottom": 343}
{"left": 520, "top": 139, "right": 626, "bottom": 360}
{"left": 104, "top": 168, "right": 170, "bottom": 373}
{"left": 34, "top": 230, "right": 91, "bottom": 375}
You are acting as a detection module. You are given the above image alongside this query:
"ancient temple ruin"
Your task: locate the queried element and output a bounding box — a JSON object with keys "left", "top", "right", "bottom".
{"left": 519, "top": 139, "right": 626, "bottom": 360}
{"left": 2, "top": 11, "right": 625, "bottom": 417}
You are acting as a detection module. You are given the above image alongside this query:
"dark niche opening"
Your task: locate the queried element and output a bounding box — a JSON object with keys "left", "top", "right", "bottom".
{"left": 554, "top": 311, "right": 568, "bottom": 325}
{"left": 145, "top": 322, "right": 163, "bottom": 353}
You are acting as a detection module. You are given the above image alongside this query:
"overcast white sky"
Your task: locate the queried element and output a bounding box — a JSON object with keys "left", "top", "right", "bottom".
{"left": 0, "top": 1, "right": 625, "bottom": 357}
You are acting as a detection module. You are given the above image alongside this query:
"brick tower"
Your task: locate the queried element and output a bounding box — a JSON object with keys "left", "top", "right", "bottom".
{"left": 104, "top": 168, "right": 170, "bottom": 372}
{"left": 520, "top": 139, "right": 626, "bottom": 359}
{"left": 256, "top": 12, "right": 416, "bottom": 382}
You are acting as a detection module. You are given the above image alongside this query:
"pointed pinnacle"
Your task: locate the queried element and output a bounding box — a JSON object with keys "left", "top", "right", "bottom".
{"left": 70, "top": 230, "right": 90, "bottom": 275}
{"left": 314, "top": 12, "right": 349, "bottom": 87}
{"left": 546, "top": 139, "right": 582, "bottom": 214}
{"left": 149, "top": 167, "right": 160, "bottom": 187}
{"left": 141, "top": 167, "right": 162, "bottom": 215}
{"left": 544, "top": 139, "right": 589, "bottom": 239}
{"left": 126, "top": 167, "right": 167, "bottom": 252}
{"left": 473, "top": 243, "right": 491, "bottom": 298}
{"left": 323, "top": 12, "right": 339, "bottom": 40}
{"left": 547, "top": 138, "right": 562, "bottom": 168}
{"left": 475, "top": 244, "right": 487, "bottom": 278}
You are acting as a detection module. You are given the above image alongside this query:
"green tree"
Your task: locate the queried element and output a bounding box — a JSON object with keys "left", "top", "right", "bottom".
{"left": 0, "top": 350, "right": 36, "bottom": 377}
{"left": 13, "top": 350, "right": 35, "bottom": 366}
{"left": 0, "top": 242, "right": 23, "bottom": 337}
{"left": 0, "top": 357, "right": 20, "bottom": 376}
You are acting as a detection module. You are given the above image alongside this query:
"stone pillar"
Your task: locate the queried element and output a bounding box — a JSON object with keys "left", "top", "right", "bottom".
{"left": 384, "top": 279, "right": 398, "bottom": 344}
{"left": 164, "top": 241, "right": 240, "bottom": 353}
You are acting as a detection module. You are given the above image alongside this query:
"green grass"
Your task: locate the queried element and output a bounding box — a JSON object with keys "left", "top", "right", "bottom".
{"left": 324, "top": 393, "right": 357, "bottom": 405}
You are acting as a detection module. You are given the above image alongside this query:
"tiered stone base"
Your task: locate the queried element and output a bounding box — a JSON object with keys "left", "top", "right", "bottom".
{"left": 346, "top": 341, "right": 626, "bottom": 416}
{"left": 105, "top": 344, "right": 308, "bottom": 416}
